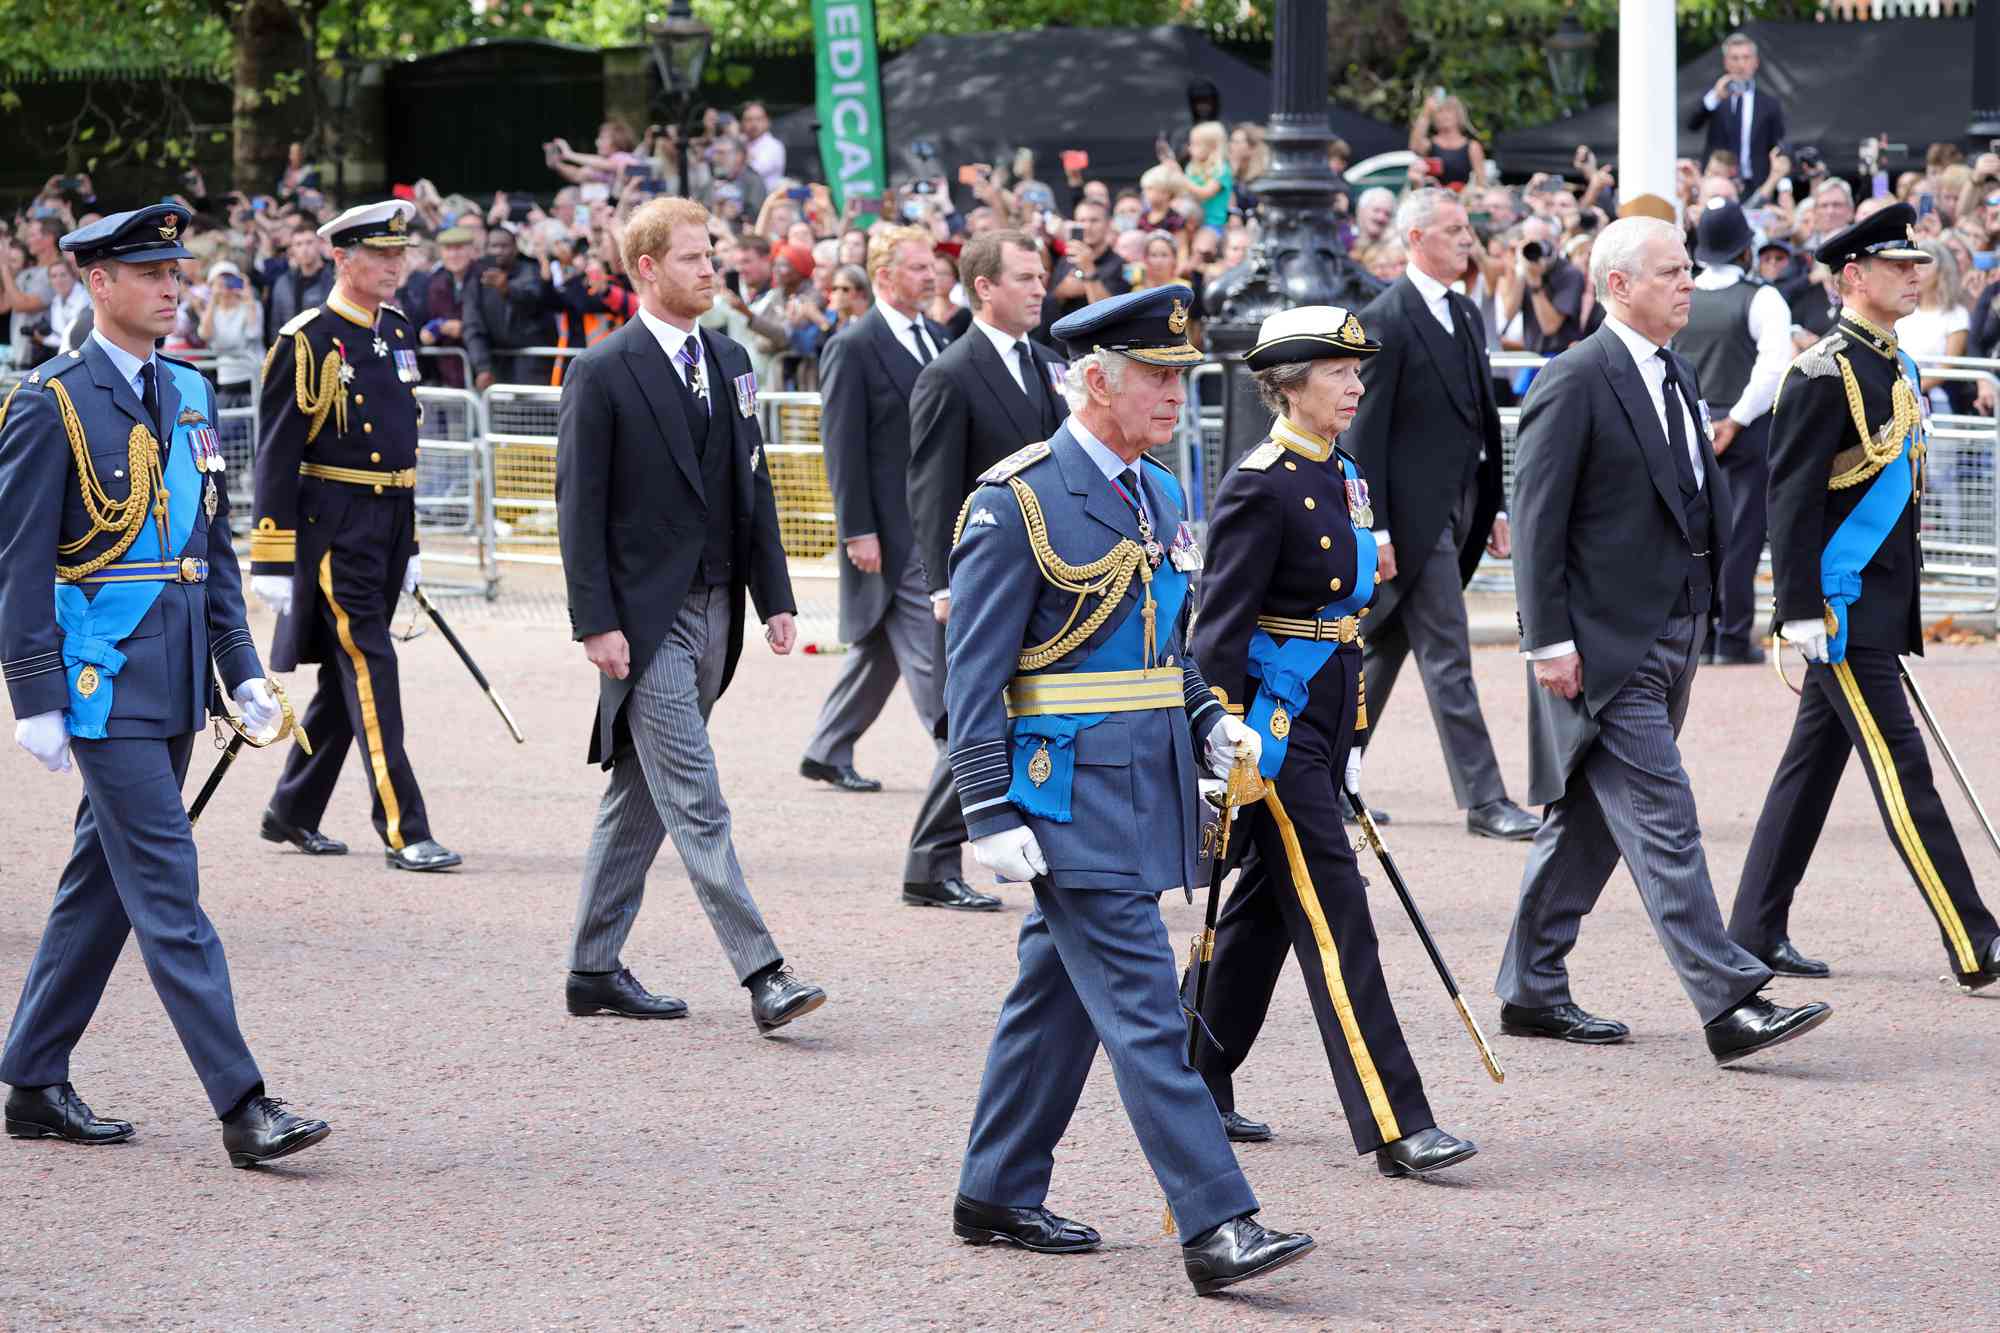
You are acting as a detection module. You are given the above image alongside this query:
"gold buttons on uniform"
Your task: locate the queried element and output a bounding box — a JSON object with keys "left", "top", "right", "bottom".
{"left": 354, "top": 394, "right": 364, "bottom": 404}
{"left": 1330, "top": 578, "right": 1342, "bottom": 592}
{"left": 363, "top": 422, "right": 373, "bottom": 433}
{"left": 1304, "top": 497, "right": 1316, "bottom": 510}
{"left": 370, "top": 452, "right": 381, "bottom": 463}
{"left": 373, "top": 484, "right": 384, "bottom": 494}
{"left": 1320, "top": 536, "right": 1331, "bottom": 549}
{"left": 1284, "top": 460, "right": 1297, "bottom": 470}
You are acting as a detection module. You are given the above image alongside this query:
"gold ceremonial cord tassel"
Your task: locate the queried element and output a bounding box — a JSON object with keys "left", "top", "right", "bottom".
{"left": 1004, "top": 477, "right": 1148, "bottom": 671}
{"left": 294, "top": 337, "right": 347, "bottom": 445}
{"left": 1827, "top": 358, "right": 1920, "bottom": 491}
{"left": 48, "top": 381, "right": 168, "bottom": 581}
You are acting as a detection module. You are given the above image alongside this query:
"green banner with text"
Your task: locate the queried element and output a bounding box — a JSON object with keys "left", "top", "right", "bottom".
{"left": 811, "top": 0, "right": 888, "bottom": 216}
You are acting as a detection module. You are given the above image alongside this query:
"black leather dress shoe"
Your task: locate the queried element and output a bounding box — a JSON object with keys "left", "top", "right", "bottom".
{"left": 384, "top": 839, "right": 462, "bottom": 872}
{"left": 1220, "top": 1109, "right": 1273, "bottom": 1143}
{"left": 1706, "top": 643, "right": 1768, "bottom": 666}
{"left": 748, "top": 965, "right": 827, "bottom": 1033}
{"left": 1183, "top": 1216, "right": 1315, "bottom": 1296}
{"left": 1760, "top": 938, "right": 1832, "bottom": 978}
{"left": 221, "top": 1094, "right": 330, "bottom": 1168}
{"left": 1376, "top": 1126, "right": 1478, "bottom": 1178}
{"left": 799, "top": 758, "right": 882, "bottom": 793}
{"left": 1955, "top": 937, "right": 2000, "bottom": 992}
{"left": 1467, "top": 799, "right": 1540, "bottom": 841}
{"left": 566, "top": 969, "right": 688, "bottom": 1019}
{"left": 904, "top": 877, "right": 1002, "bottom": 912}
{"left": 952, "top": 1193, "right": 1102, "bottom": 1253}
{"left": 1705, "top": 994, "right": 1833, "bottom": 1065}
{"left": 5, "top": 1083, "right": 134, "bottom": 1145}
{"left": 1499, "top": 1001, "right": 1630, "bottom": 1044}
{"left": 261, "top": 809, "right": 347, "bottom": 856}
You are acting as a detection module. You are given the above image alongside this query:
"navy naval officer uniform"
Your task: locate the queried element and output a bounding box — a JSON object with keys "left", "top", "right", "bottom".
{"left": 251, "top": 211, "right": 436, "bottom": 857}
{"left": 0, "top": 206, "right": 267, "bottom": 1117}
{"left": 946, "top": 412, "right": 1258, "bottom": 1240}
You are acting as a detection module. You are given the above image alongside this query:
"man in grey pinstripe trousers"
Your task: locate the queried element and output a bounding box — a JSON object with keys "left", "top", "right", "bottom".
{"left": 555, "top": 198, "right": 825, "bottom": 1033}
{"left": 1496, "top": 217, "right": 1829, "bottom": 1066}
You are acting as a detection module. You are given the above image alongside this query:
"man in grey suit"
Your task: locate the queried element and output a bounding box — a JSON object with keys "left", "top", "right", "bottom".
{"left": 1495, "top": 216, "right": 1832, "bottom": 1066}
{"left": 801, "top": 226, "right": 997, "bottom": 912}
{"left": 556, "top": 197, "right": 825, "bottom": 1033}
{"left": 1348, "top": 189, "right": 1538, "bottom": 840}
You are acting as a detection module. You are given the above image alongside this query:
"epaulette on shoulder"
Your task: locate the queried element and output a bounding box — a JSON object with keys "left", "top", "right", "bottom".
{"left": 1793, "top": 332, "right": 1846, "bottom": 381}
{"left": 1238, "top": 439, "right": 1284, "bottom": 472}
{"left": 30, "top": 352, "right": 88, "bottom": 386}
{"left": 380, "top": 302, "right": 410, "bottom": 323}
{"left": 156, "top": 350, "right": 199, "bottom": 371}
{"left": 977, "top": 440, "right": 1051, "bottom": 485}
{"left": 279, "top": 306, "right": 322, "bottom": 337}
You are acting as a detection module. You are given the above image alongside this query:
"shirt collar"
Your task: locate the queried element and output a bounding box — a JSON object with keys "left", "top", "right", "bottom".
{"left": 878, "top": 301, "right": 923, "bottom": 340}
{"left": 638, "top": 303, "right": 700, "bottom": 363}
{"left": 1067, "top": 414, "right": 1138, "bottom": 486}
{"left": 90, "top": 328, "right": 152, "bottom": 390}
{"left": 1272, "top": 415, "right": 1334, "bottom": 462}
{"left": 1406, "top": 263, "right": 1453, "bottom": 310}
{"left": 972, "top": 317, "right": 1022, "bottom": 361}
{"left": 1694, "top": 263, "right": 1743, "bottom": 290}
{"left": 1603, "top": 314, "right": 1664, "bottom": 371}
{"left": 325, "top": 288, "right": 377, "bottom": 330}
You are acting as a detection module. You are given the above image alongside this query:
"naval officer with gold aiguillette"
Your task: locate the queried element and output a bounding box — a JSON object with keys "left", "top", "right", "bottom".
{"left": 250, "top": 200, "right": 460, "bottom": 871}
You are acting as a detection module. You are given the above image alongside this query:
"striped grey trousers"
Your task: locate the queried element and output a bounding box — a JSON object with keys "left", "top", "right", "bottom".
{"left": 1495, "top": 611, "right": 1772, "bottom": 1023}
{"left": 569, "top": 587, "right": 784, "bottom": 983}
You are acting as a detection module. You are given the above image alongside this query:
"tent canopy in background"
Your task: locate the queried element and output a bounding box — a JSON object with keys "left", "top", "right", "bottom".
{"left": 1496, "top": 15, "right": 1978, "bottom": 181}
{"left": 773, "top": 25, "right": 1404, "bottom": 207}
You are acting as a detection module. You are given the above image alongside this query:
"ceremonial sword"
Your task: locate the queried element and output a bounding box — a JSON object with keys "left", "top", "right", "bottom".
{"left": 412, "top": 586, "right": 525, "bottom": 743}
{"left": 1900, "top": 661, "right": 2000, "bottom": 863}
{"left": 1345, "top": 789, "right": 1506, "bottom": 1084}
{"left": 187, "top": 677, "right": 311, "bottom": 827}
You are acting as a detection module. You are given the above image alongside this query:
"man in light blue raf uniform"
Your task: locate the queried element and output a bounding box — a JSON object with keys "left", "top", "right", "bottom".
{"left": 0, "top": 204, "right": 330, "bottom": 1168}
{"left": 945, "top": 285, "right": 1315, "bottom": 1297}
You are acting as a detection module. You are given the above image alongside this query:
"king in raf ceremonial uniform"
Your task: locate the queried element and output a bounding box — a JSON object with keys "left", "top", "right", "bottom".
{"left": 1188, "top": 307, "right": 1477, "bottom": 1177}
{"left": 1729, "top": 203, "right": 2000, "bottom": 988}
{"left": 0, "top": 204, "right": 330, "bottom": 1166}
{"left": 944, "top": 286, "right": 1314, "bottom": 1297}
{"left": 250, "top": 200, "right": 461, "bottom": 872}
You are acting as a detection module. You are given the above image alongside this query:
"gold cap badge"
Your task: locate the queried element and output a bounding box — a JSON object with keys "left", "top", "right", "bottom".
{"left": 388, "top": 211, "right": 409, "bottom": 234}
{"left": 157, "top": 220, "right": 179, "bottom": 241}
{"left": 1167, "top": 299, "right": 1189, "bottom": 335}
{"left": 1340, "top": 312, "right": 1365, "bottom": 345}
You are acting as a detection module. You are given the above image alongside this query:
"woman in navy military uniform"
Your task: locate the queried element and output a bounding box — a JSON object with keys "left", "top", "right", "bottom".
{"left": 249, "top": 200, "right": 460, "bottom": 872}
{"left": 1189, "top": 306, "right": 1478, "bottom": 1179}
{"left": 0, "top": 204, "right": 329, "bottom": 1166}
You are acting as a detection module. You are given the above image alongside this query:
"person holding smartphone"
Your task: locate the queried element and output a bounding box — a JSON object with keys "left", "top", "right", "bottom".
{"left": 1689, "top": 32, "right": 1785, "bottom": 193}
{"left": 198, "top": 260, "right": 263, "bottom": 407}
{"left": 1041, "top": 198, "right": 1130, "bottom": 333}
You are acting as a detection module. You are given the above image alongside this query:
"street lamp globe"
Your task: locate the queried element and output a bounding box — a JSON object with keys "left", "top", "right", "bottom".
{"left": 1543, "top": 12, "right": 1599, "bottom": 115}
{"left": 647, "top": 0, "right": 713, "bottom": 100}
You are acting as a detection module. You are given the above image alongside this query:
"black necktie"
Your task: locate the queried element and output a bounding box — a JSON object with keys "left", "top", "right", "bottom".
{"left": 1656, "top": 351, "right": 1699, "bottom": 496}
{"left": 139, "top": 361, "right": 162, "bottom": 440}
{"left": 1449, "top": 297, "right": 1484, "bottom": 403}
{"left": 907, "top": 323, "right": 933, "bottom": 366}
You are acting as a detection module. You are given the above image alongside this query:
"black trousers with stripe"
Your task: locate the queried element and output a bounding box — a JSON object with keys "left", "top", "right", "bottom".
{"left": 268, "top": 503, "right": 430, "bottom": 851}
{"left": 1729, "top": 645, "right": 1997, "bottom": 977}
{"left": 1192, "top": 647, "right": 1436, "bottom": 1155}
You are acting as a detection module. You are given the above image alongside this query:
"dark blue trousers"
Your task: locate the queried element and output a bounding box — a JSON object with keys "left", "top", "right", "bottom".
{"left": 958, "top": 880, "right": 1258, "bottom": 1243}
{"left": 1, "top": 733, "right": 262, "bottom": 1117}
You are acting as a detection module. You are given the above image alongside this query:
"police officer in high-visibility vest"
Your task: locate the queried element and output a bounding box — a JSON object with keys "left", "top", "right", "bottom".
{"left": 1729, "top": 203, "right": 2000, "bottom": 988}
{"left": 250, "top": 200, "right": 460, "bottom": 872}
{"left": 1188, "top": 306, "right": 1477, "bottom": 1179}
{"left": 0, "top": 204, "right": 330, "bottom": 1166}
{"left": 944, "top": 285, "right": 1315, "bottom": 1296}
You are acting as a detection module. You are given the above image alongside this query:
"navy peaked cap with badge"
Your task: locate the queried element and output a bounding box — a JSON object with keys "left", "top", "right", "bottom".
{"left": 1815, "top": 202, "right": 1934, "bottom": 270}
{"left": 1051, "top": 284, "right": 1204, "bottom": 366}
{"left": 60, "top": 203, "right": 194, "bottom": 267}
{"left": 1245, "top": 304, "right": 1381, "bottom": 371}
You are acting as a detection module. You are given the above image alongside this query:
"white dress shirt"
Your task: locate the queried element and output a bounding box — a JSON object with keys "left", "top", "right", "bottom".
{"left": 1691, "top": 264, "right": 1794, "bottom": 425}
{"left": 91, "top": 328, "right": 157, "bottom": 404}
{"left": 972, "top": 316, "right": 1029, "bottom": 394}
{"left": 1701, "top": 82, "right": 1756, "bottom": 177}
{"left": 1524, "top": 315, "right": 1705, "bottom": 663}
{"left": 1405, "top": 262, "right": 1457, "bottom": 336}
{"left": 878, "top": 300, "right": 941, "bottom": 364}
{"left": 637, "top": 302, "right": 705, "bottom": 405}
{"left": 1069, "top": 413, "right": 1154, "bottom": 532}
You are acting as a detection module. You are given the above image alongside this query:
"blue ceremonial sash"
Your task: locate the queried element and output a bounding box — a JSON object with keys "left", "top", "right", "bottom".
{"left": 1820, "top": 350, "right": 1921, "bottom": 665}
{"left": 53, "top": 360, "right": 206, "bottom": 737}
{"left": 1007, "top": 469, "right": 1192, "bottom": 823}
{"left": 1244, "top": 453, "right": 1377, "bottom": 778}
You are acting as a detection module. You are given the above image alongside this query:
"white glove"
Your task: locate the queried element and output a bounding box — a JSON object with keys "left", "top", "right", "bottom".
{"left": 252, "top": 575, "right": 293, "bottom": 619}
{"left": 402, "top": 553, "right": 422, "bottom": 595}
{"left": 233, "top": 679, "right": 281, "bottom": 739}
{"left": 1204, "top": 715, "right": 1263, "bottom": 779}
{"left": 1780, "top": 618, "right": 1829, "bottom": 664}
{"left": 1344, "top": 747, "right": 1363, "bottom": 795}
{"left": 15, "top": 709, "right": 71, "bottom": 773}
{"left": 970, "top": 825, "right": 1048, "bottom": 883}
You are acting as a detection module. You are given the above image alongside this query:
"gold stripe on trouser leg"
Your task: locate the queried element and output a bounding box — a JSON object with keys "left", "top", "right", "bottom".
{"left": 1831, "top": 660, "right": 1977, "bottom": 971}
{"left": 1263, "top": 789, "right": 1402, "bottom": 1142}
{"left": 318, "top": 551, "right": 405, "bottom": 850}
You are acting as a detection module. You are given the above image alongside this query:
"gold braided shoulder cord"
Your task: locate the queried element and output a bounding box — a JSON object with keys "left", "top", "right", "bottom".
{"left": 0, "top": 381, "right": 20, "bottom": 433}
{"left": 1007, "top": 476, "right": 1150, "bottom": 671}
{"left": 293, "top": 333, "right": 347, "bottom": 445}
{"left": 48, "top": 381, "right": 167, "bottom": 581}
{"left": 1827, "top": 355, "right": 1920, "bottom": 492}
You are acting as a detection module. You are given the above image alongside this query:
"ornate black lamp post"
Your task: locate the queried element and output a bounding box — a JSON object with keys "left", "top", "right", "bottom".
{"left": 647, "top": 0, "right": 714, "bottom": 197}
{"left": 1543, "top": 10, "right": 1599, "bottom": 117}
{"left": 1205, "top": 0, "right": 1383, "bottom": 472}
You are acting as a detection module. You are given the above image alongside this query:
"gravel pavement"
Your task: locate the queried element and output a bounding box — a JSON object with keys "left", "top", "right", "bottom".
{"left": 3, "top": 600, "right": 1995, "bottom": 1331}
